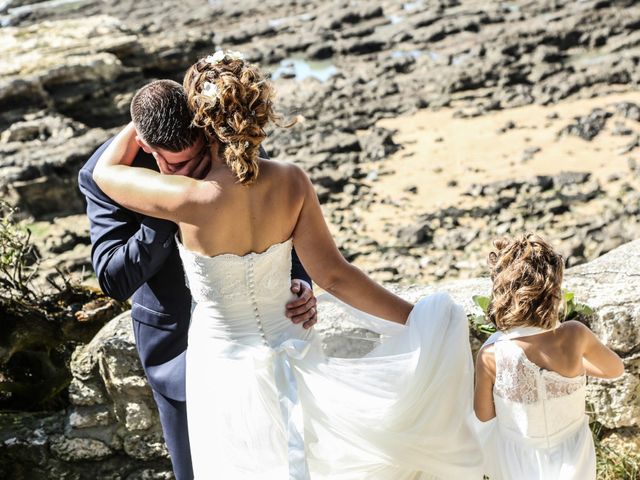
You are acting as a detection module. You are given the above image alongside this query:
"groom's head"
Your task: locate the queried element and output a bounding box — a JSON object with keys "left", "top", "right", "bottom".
{"left": 130, "top": 79, "right": 208, "bottom": 176}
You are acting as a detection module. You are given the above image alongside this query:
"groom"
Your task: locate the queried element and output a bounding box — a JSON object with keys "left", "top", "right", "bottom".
{"left": 78, "top": 79, "right": 317, "bottom": 479}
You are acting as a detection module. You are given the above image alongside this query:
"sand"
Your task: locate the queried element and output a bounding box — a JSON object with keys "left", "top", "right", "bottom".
{"left": 354, "top": 90, "right": 640, "bottom": 243}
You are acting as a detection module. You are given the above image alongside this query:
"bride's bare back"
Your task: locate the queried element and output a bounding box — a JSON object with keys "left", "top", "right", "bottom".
{"left": 177, "top": 158, "right": 305, "bottom": 258}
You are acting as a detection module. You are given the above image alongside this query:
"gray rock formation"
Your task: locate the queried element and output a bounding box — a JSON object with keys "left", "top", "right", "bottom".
{"left": 1, "top": 239, "right": 637, "bottom": 478}
{"left": 2, "top": 1, "right": 640, "bottom": 222}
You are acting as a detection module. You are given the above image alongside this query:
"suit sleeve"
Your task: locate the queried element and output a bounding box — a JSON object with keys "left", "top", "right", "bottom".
{"left": 78, "top": 164, "right": 177, "bottom": 302}
{"left": 291, "top": 247, "right": 311, "bottom": 287}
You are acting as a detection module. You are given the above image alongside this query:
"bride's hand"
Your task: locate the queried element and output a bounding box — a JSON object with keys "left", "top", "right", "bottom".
{"left": 286, "top": 280, "right": 317, "bottom": 329}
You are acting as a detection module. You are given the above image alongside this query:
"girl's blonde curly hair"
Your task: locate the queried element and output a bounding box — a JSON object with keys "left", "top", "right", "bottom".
{"left": 487, "top": 233, "right": 564, "bottom": 331}
{"left": 183, "top": 54, "right": 291, "bottom": 184}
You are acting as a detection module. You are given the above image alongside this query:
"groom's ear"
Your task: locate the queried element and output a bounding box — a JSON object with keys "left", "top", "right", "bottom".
{"left": 135, "top": 135, "right": 154, "bottom": 154}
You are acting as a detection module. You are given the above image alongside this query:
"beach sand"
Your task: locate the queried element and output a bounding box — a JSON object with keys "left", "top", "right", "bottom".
{"left": 355, "top": 90, "right": 640, "bottom": 244}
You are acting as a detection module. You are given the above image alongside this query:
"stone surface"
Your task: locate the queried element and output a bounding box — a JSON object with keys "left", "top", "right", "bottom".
{"left": 125, "top": 401, "right": 154, "bottom": 432}
{"left": 68, "top": 405, "right": 112, "bottom": 428}
{"left": 49, "top": 435, "right": 113, "bottom": 461}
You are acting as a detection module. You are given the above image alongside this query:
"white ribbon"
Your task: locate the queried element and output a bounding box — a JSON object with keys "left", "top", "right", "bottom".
{"left": 482, "top": 324, "right": 557, "bottom": 348}
{"left": 273, "top": 338, "right": 312, "bottom": 480}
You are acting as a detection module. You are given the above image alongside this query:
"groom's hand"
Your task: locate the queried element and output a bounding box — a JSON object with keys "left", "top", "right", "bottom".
{"left": 286, "top": 280, "right": 317, "bottom": 329}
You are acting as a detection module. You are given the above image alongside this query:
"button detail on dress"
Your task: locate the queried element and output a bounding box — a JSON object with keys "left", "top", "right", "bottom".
{"left": 247, "top": 257, "right": 269, "bottom": 347}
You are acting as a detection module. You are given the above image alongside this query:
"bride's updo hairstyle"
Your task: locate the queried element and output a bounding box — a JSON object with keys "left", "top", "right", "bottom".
{"left": 184, "top": 51, "right": 287, "bottom": 184}
{"left": 487, "top": 233, "right": 564, "bottom": 331}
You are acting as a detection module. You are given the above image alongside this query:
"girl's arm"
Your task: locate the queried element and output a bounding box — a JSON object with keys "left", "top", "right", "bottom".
{"left": 474, "top": 345, "right": 497, "bottom": 421}
{"left": 291, "top": 166, "right": 413, "bottom": 324}
{"left": 92, "top": 123, "right": 200, "bottom": 222}
{"left": 578, "top": 322, "right": 624, "bottom": 379}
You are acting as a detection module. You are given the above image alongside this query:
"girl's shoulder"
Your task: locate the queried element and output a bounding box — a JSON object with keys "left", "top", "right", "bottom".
{"left": 476, "top": 343, "right": 497, "bottom": 376}
{"left": 554, "top": 320, "right": 594, "bottom": 355}
{"left": 557, "top": 320, "right": 591, "bottom": 340}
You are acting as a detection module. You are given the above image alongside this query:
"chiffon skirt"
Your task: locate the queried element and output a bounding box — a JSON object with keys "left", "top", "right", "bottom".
{"left": 186, "top": 292, "right": 483, "bottom": 479}
{"left": 472, "top": 414, "right": 596, "bottom": 480}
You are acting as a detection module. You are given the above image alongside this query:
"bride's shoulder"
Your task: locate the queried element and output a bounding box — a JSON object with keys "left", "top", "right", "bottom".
{"left": 260, "top": 158, "right": 311, "bottom": 187}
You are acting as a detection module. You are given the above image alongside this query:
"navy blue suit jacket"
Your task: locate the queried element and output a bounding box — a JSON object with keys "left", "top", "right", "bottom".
{"left": 78, "top": 139, "right": 311, "bottom": 401}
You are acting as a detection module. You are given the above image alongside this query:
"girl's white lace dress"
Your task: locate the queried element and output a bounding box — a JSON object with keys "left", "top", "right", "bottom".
{"left": 473, "top": 327, "right": 596, "bottom": 480}
{"left": 177, "top": 237, "right": 483, "bottom": 479}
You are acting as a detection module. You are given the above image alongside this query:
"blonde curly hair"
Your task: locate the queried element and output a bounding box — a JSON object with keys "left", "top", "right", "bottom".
{"left": 183, "top": 53, "right": 290, "bottom": 184}
{"left": 487, "top": 233, "right": 564, "bottom": 331}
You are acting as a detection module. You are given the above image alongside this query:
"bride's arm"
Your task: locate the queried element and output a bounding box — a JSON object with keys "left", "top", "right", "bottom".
{"left": 92, "top": 123, "right": 200, "bottom": 222}
{"left": 291, "top": 166, "right": 412, "bottom": 324}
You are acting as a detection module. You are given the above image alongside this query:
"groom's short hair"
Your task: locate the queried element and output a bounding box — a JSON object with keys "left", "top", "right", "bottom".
{"left": 130, "top": 79, "right": 200, "bottom": 152}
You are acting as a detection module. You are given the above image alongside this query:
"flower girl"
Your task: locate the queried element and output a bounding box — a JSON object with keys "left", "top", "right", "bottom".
{"left": 473, "top": 233, "right": 624, "bottom": 480}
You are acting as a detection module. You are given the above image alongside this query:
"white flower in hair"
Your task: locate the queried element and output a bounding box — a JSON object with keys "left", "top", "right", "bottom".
{"left": 204, "top": 49, "right": 245, "bottom": 65}
{"left": 227, "top": 50, "right": 245, "bottom": 61}
{"left": 205, "top": 50, "right": 226, "bottom": 64}
{"left": 202, "top": 81, "right": 219, "bottom": 101}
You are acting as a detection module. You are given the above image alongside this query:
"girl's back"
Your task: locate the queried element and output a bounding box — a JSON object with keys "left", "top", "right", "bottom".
{"left": 490, "top": 327, "right": 587, "bottom": 445}
{"left": 477, "top": 324, "right": 597, "bottom": 480}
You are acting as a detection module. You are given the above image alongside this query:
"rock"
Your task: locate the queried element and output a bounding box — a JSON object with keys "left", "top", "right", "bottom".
{"left": 557, "top": 108, "right": 612, "bottom": 141}
{"left": 312, "top": 132, "right": 361, "bottom": 154}
{"left": 611, "top": 120, "right": 635, "bottom": 136}
{"left": 397, "top": 223, "right": 433, "bottom": 245}
{"left": 358, "top": 126, "right": 400, "bottom": 161}
{"left": 50, "top": 435, "right": 112, "bottom": 461}
{"left": 123, "top": 432, "right": 169, "bottom": 461}
{"left": 68, "top": 406, "right": 112, "bottom": 429}
{"left": 307, "top": 43, "right": 334, "bottom": 60}
{"left": 552, "top": 171, "right": 591, "bottom": 187}
{"left": 125, "top": 402, "right": 155, "bottom": 432}
{"left": 0, "top": 112, "right": 110, "bottom": 218}
{"left": 0, "top": 16, "right": 141, "bottom": 130}
{"left": 434, "top": 228, "right": 479, "bottom": 250}
{"left": 601, "top": 427, "right": 640, "bottom": 457}
{"left": 521, "top": 146, "right": 541, "bottom": 162}
{"left": 68, "top": 378, "right": 108, "bottom": 406}
{"left": 618, "top": 134, "right": 639, "bottom": 155}
{"left": 614, "top": 102, "right": 640, "bottom": 121}
{"left": 497, "top": 120, "right": 516, "bottom": 133}
{"left": 563, "top": 240, "right": 640, "bottom": 428}
{"left": 339, "top": 37, "right": 386, "bottom": 55}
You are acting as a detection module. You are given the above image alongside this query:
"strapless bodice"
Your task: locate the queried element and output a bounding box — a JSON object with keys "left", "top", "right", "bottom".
{"left": 176, "top": 237, "right": 312, "bottom": 349}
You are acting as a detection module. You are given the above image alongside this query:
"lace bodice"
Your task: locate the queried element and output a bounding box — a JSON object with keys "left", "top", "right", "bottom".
{"left": 176, "top": 237, "right": 312, "bottom": 348}
{"left": 493, "top": 339, "right": 586, "bottom": 446}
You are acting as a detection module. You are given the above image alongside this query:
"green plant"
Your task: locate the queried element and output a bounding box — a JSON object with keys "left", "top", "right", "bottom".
{"left": 469, "top": 290, "right": 594, "bottom": 336}
{"left": 470, "top": 295, "right": 495, "bottom": 335}
{"left": 0, "top": 201, "right": 39, "bottom": 303}
{"left": 590, "top": 417, "right": 640, "bottom": 480}
{"left": 563, "top": 290, "right": 594, "bottom": 320}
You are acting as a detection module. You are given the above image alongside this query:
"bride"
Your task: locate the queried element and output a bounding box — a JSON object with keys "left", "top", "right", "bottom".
{"left": 93, "top": 51, "right": 482, "bottom": 479}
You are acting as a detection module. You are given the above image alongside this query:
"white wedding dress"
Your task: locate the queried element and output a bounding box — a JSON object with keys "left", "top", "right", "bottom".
{"left": 472, "top": 329, "right": 596, "bottom": 479}
{"left": 177, "top": 237, "right": 483, "bottom": 479}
